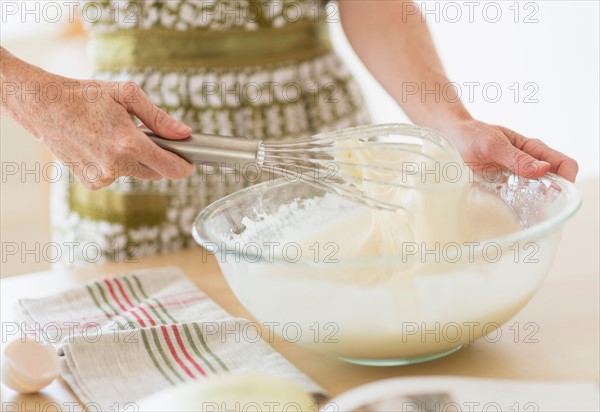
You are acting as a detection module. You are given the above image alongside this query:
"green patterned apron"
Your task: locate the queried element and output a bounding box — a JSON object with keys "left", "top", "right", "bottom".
{"left": 52, "top": 0, "right": 370, "bottom": 265}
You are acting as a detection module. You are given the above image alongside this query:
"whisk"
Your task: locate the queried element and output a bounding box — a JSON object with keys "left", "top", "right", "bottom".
{"left": 142, "top": 124, "right": 458, "bottom": 210}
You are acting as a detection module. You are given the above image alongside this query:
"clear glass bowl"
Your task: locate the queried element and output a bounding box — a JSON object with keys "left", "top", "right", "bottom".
{"left": 192, "top": 173, "right": 581, "bottom": 366}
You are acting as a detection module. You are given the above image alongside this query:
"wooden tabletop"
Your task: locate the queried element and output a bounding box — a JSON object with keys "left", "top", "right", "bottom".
{"left": 1, "top": 179, "right": 598, "bottom": 409}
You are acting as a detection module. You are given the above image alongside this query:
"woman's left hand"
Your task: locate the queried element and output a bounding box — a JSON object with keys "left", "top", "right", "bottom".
{"left": 441, "top": 119, "right": 578, "bottom": 182}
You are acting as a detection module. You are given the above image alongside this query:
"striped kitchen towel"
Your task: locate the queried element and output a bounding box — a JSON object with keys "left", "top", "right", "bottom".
{"left": 14, "top": 266, "right": 324, "bottom": 409}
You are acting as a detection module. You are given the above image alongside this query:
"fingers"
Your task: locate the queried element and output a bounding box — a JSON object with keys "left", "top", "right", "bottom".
{"left": 138, "top": 123, "right": 194, "bottom": 179}
{"left": 501, "top": 127, "right": 579, "bottom": 182}
{"left": 130, "top": 164, "right": 163, "bottom": 180}
{"left": 113, "top": 82, "right": 192, "bottom": 140}
{"left": 105, "top": 83, "right": 195, "bottom": 179}
{"left": 103, "top": 123, "right": 193, "bottom": 181}
{"left": 134, "top": 128, "right": 195, "bottom": 179}
{"left": 519, "top": 137, "right": 578, "bottom": 182}
{"left": 554, "top": 159, "right": 578, "bottom": 182}
{"left": 486, "top": 140, "right": 552, "bottom": 179}
{"left": 63, "top": 160, "right": 114, "bottom": 190}
{"left": 110, "top": 83, "right": 195, "bottom": 179}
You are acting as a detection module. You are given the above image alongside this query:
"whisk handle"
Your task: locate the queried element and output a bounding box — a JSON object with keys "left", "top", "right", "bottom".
{"left": 142, "top": 128, "right": 263, "bottom": 167}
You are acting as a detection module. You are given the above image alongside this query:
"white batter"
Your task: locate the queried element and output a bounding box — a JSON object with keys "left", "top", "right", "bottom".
{"left": 308, "top": 135, "right": 521, "bottom": 259}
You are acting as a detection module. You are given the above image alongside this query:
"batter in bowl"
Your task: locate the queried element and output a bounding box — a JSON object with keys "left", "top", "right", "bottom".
{"left": 229, "top": 136, "right": 534, "bottom": 363}
{"left": 324, "top": 134, "right": 521, "bottom": 259}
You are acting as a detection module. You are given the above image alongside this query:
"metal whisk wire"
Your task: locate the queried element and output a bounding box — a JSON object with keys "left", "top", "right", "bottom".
{"left": 143, "top": 123, "right": 456, "bottom": 211}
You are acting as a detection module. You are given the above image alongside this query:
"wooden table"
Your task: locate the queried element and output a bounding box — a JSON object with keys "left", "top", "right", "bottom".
{"left": 1, "top": 179, "right": 598, "bottom": 409}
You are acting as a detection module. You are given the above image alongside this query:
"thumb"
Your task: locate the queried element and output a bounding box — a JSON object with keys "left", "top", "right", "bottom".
{"left": 116, "top": 82, "right": 191, "bottom": 140}
{"left": 489, "top": 143, "right": 551, "bottom": 179}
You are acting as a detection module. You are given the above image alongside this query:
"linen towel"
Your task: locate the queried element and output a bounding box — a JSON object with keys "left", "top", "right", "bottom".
{"left": 14, "top": 266, "right": 324, "bottom": 409}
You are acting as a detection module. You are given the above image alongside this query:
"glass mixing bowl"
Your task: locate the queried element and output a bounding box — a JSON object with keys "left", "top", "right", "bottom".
{"left": 192, "top": 173, "right": 581, "bottom": 366}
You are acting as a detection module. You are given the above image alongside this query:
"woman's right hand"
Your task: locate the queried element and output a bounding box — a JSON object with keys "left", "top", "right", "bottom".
{"left": 1, "top": 51, "right": 195, "bottom": 190}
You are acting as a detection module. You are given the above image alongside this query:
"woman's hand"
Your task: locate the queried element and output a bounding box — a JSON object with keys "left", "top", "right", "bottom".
{"left": 33, "top": 77, "right": 195, "bottom": 189}
{"left": 1, "top": 47, "right": 194, "bottom": 190}
{"left": 441, "top": 119, "right": 579, "bottom": 182}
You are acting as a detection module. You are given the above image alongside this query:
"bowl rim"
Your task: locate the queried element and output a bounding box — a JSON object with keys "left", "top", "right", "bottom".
{"left": 192, "top": 172, "right": 582, "bottom": 266}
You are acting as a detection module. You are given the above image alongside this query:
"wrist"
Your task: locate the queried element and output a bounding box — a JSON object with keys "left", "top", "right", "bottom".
{"left": 428, "top": 106, "right": 473, "bottom": 133}
{"left": 406, "top": 105, "right": 474, "bottom": 137}
{"left": 393, "top": 85, "right": 474, "bottom": 132}
{"left": 1, "top": 50, "right": 47, "bottom": 118}
{"left": 1, "top": 53, "right": 67, "bottom": 137}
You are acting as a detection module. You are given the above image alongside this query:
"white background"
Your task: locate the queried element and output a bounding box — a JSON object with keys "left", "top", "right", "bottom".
{"left": 329, "top": 0, "right": 599, "bottom": 179}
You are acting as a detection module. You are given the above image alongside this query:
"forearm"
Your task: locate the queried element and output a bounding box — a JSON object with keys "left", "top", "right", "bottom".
{"left": 0, "top": 47, "right": 57, "bottom": 134}
{"left": 339, "top": 1, "right": 472, "bottom": 131}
